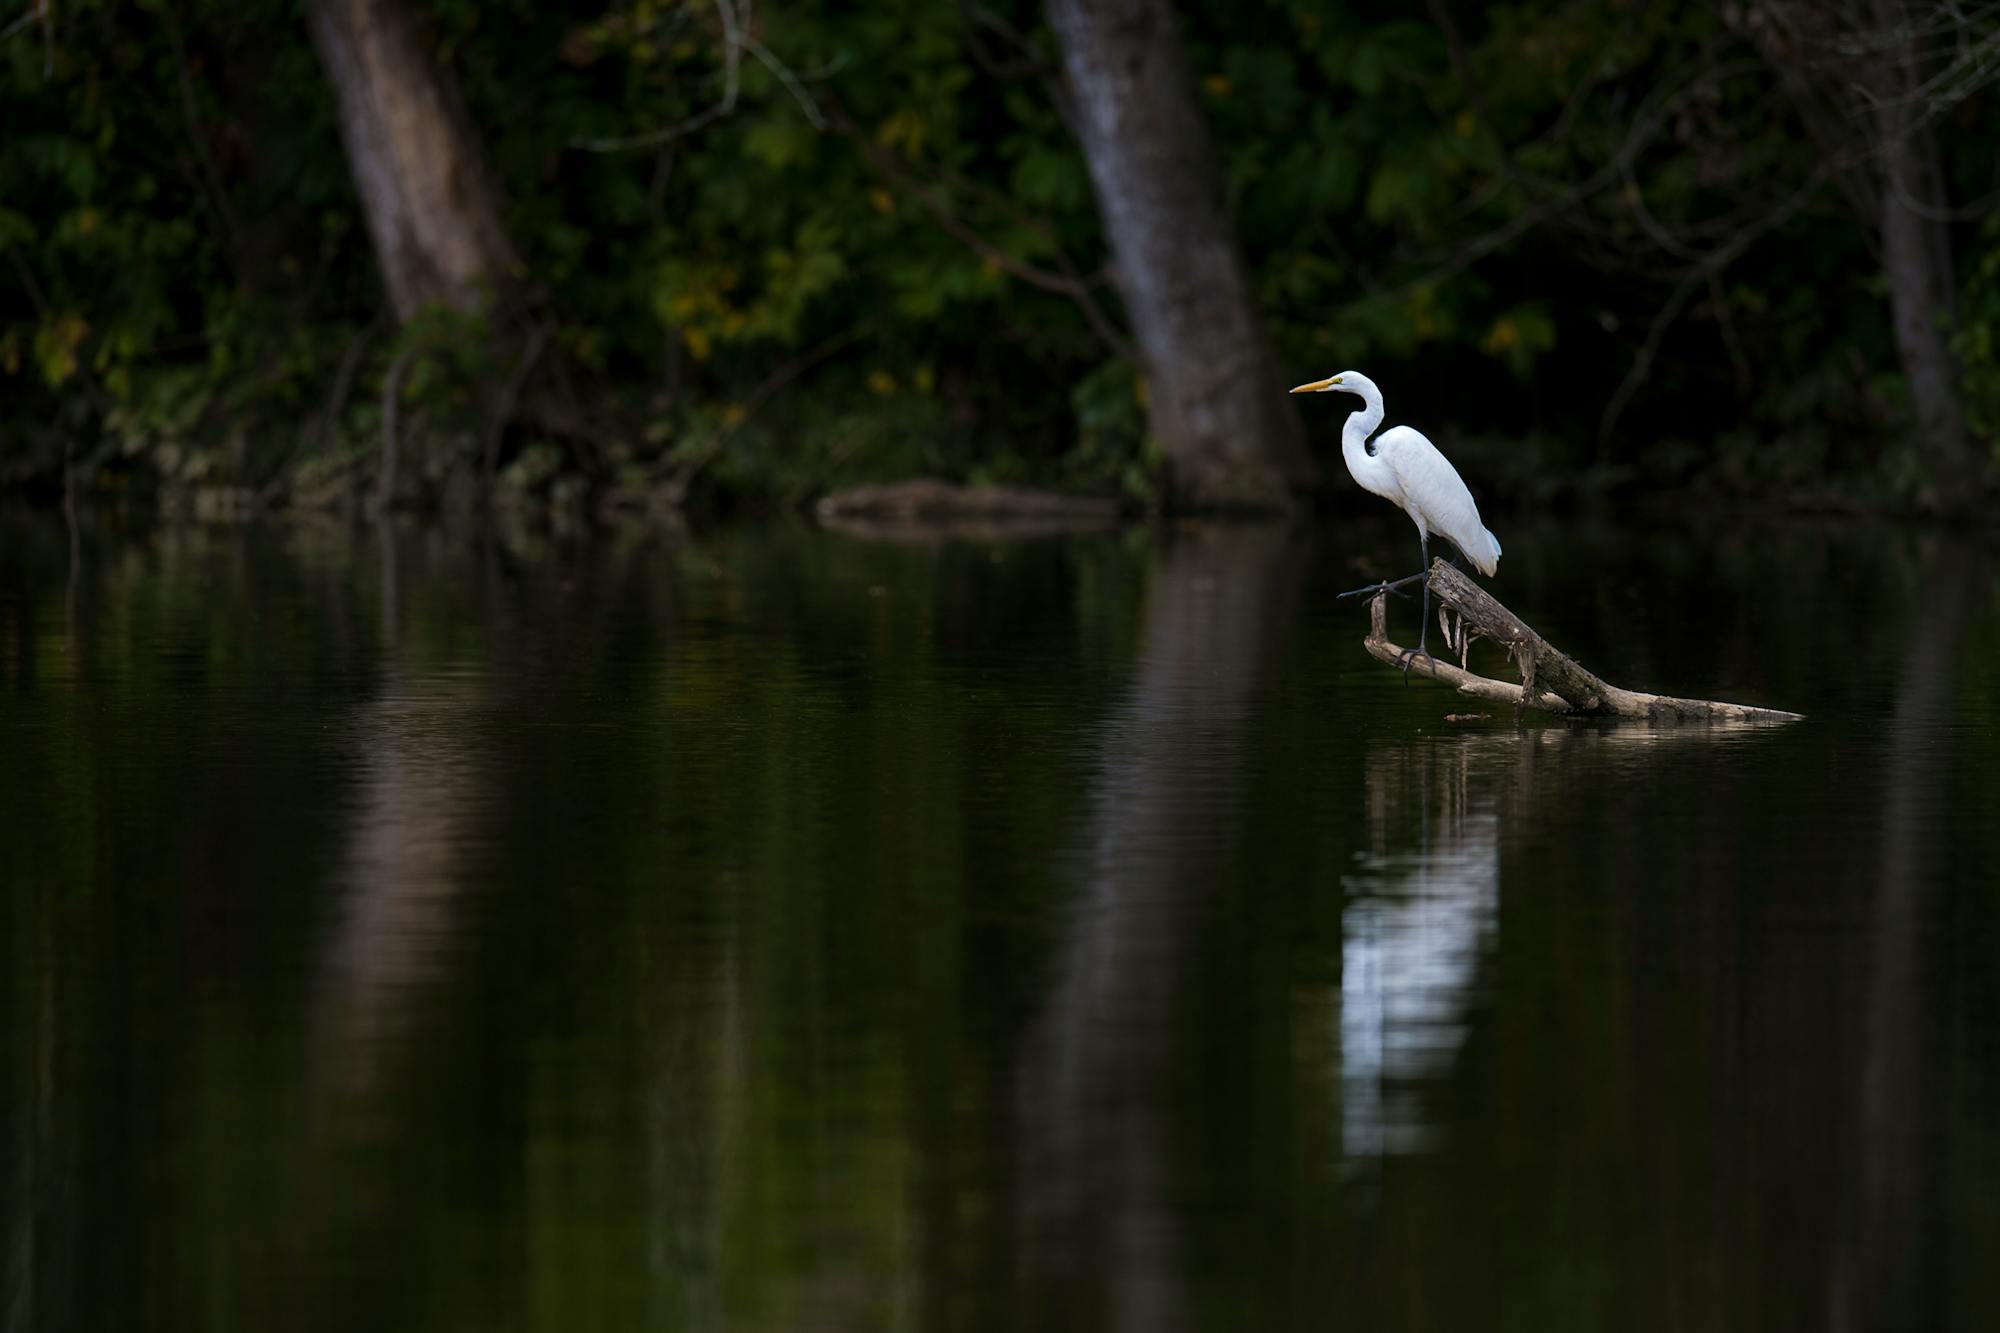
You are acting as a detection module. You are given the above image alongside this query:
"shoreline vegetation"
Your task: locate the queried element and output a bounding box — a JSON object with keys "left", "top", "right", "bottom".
{"left": 29, "top": 453, "right": 2000, "bottom": 530}
{"left": 6, "top": 3, "right": 2000, "bottom": 524}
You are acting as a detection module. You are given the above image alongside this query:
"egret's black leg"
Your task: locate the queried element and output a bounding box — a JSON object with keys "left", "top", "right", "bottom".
{"left": 1398, "top": 533, "right": 1438, "bottom": 683}
{"left": 1335, "top": 570, "right": 1423, "bottom": 600}
{"left": 1418, "top": 534, "right": 1430, "bottom": 654}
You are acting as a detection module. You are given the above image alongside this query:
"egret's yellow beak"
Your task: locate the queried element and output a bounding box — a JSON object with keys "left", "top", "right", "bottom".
{"left": 1290, "top": 376, "right": 1338, "bottom": 393}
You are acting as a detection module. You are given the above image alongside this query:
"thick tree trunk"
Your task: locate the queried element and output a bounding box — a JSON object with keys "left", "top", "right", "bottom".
{"left": 1044, "top": 0, "right": 1316, "bottom": 511}
{"left": 1755, "top": 2, "right": 1986, "bottom": 509}
{"left": 1876, "top": 124, "right": 1978, "bottom": 506}
{"left": 305, "top": 0, "right": 517, "bottom": 321}
{"left": 1869, "top": 2, "right": 1982, "bottom": 509}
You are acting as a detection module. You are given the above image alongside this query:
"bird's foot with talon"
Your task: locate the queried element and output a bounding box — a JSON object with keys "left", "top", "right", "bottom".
{"left": 1395, "top": 644, "right": 1437, "bottom": 683}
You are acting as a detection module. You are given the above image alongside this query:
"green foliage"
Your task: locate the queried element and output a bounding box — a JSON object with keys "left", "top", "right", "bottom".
{"left": 1955, "top": 218, "right": 2000, "bottom": 465}
{"left": 1, "top": 0, "right": 372, "bottom": 490}
{"left": 3, "top": 0, "right": 1997, "bottom": 507}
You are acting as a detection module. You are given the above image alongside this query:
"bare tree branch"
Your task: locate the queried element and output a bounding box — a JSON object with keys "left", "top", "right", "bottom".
{"left": 1342, "top": 56, "right": 1773, "bottom": 313}
{"left": 1, "top": 6, "right": 41, "bottom": 45}
{"left": 260, "top": 318, "right": 381, "bottom": 505}
{"left": 743, "top": 35, "right": 827, "bottom": 129}
{"left": 573, "top": 0, "right": 744, "bottom": 152}
{"left": 2, "top": 0, "right": 55, "bottom": 76}
{"left": 661, "top": 323, "right": 869, "bottom": 503}
{"left": 376, "top": 343, "right": 419, "bottom": 514}
{"left": 482, "top": 321, "right": 550, "bottom": 490}
{"left": 157, "top": 3, "right": 245, "bottom": 265}
{"left": 840, "top": 115, "right": 1135, "bottom": 362}
{"left": 1708, "top": 270, "right": 1752, "bottom": 393}
{"left": 1600, "top": 160, "right": 1837, "bottom": 445}
{"left": 955, "top": 0, "right": 1052, "bottom": 80}
{"left": 572, "top": 0, "right": 832, "bottom": 152}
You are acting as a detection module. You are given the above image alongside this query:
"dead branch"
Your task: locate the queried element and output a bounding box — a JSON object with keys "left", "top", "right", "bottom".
{"left": 1598, "top": 157, "right": 1835, "bottom": 444}
{"left": 259, "top": 318, "right": 379, "bottom": 507}
{"left": 158, "top": 4, "right": 244, "bottom": 263}
{"left": 572, "top": 0, "right": 828, "bottom": 152}
{"left": 660, "top": 323, "right": 867, "bottom": 505}
{"left": 0, "top": 8, "right": 38, "bottom": 45}
{"left": 375, "top": 343, "right": 418, "bottom": 515}
{"left": 840, "top": 119, "right": 1134, "bottom": 362}
{"left": 1363, "top": 561, "right": 1804, "bottom": 722}
{"left": 481, "top": 320, "right": 550, "bottom": 489}
{"left": 744, "top": 34, "right": 828, "bottom": 129}
{"left": 574, "top": 0, "right": 744, "bottom": 152}
{"left": 955, "top": 0, "right": 1051, "bottom": 80}
{"left": 0, "top": 0, "right": 52, "bottom": 74}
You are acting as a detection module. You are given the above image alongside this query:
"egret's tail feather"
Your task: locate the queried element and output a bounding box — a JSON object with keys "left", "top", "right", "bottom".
{"left": 1466, "top": 527, "right": 1501, "bottom": 577}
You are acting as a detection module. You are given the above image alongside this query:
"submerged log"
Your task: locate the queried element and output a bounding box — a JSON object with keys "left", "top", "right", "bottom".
{"left": 815, "top": 479, "right": 1123, "bottom": 542}
{"left": 816, "top": 478, "right": 1122, "bottom": 522}
{"left": 1364, "top": 560, "right": 1803, "bottom": 722}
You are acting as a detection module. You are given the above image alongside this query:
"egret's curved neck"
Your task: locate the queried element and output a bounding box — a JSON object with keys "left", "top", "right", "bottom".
{"left": 1339, "top": 382, "right": 1395, "bottom": 495}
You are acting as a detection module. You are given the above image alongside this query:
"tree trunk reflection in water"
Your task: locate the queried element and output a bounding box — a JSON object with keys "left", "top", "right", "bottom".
{"left": 286, "top": 521, "right": 496, "bottom": 1318}
{"left": 6, "top": 527, "right": 91, "bottom": 1333}
{"left": 1017, "top": 524, "right": 1306, "bottom": 1330}
{"left": 640, "top": 906, "right": 738, "bottom": 1333}
{"left": 5, "top": 874, "right": 63, "bottom": 1333}
{"left": 1831, "top": 540, "right": 1976, "bottom": 1332}
{"left": 315, "top": 522, "right": 489, "bottom": 1099}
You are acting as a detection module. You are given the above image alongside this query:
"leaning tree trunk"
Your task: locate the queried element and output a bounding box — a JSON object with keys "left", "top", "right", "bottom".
{"left": 305, "top": 0, "right": 517, "bottom": 321}
{"left": 1045, "top": 0, "right": 1317, "bottom": 511}
{"left": 1869, "top": 0, "right": 1982, "bottom": 510}
{"left": 1875, "top": 116, "right": 1979, "bottom": 508}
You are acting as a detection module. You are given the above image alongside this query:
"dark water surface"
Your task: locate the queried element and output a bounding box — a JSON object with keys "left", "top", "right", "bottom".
{"left": 4, "top": 509, "right": 1999, "bottom": 1331}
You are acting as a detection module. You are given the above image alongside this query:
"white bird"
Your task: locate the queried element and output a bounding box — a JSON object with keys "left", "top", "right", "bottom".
{"left": 1290, "top": 371, "right": 1500, "bottom": 672}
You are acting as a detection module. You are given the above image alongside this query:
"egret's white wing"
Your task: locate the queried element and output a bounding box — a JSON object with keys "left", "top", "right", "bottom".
{"left": 1374, "top": 425, "right": 1501, "bottom": 576}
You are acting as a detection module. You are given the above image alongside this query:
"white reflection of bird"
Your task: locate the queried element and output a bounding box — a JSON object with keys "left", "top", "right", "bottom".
{"left": 1291, "top": 371, "right": 1500, "bottom": 672}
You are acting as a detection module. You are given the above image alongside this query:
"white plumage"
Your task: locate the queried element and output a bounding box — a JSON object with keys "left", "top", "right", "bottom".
{"left": 1365, "top": 424, "right": 1501, "bottom": 577}
{"left": 1291, "top": 370, "right": 1499, "bottom": 666}
{"left": 1291, "top": 370, "right": 1499, "bottom": 577}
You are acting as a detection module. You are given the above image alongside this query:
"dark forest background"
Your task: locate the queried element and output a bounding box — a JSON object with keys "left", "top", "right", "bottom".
{"left": 4, "top": 0, "right": 2000, "bottom": 519}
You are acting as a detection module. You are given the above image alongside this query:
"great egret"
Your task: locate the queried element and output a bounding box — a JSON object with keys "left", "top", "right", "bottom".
{"left": 1290, "top": 371, "right": 1500, "bottom": 674}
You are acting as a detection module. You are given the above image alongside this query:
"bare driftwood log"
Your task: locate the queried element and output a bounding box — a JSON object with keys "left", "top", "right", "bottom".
{"left": 1365, "top": 560, "right": 1803, "bottom": 722}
